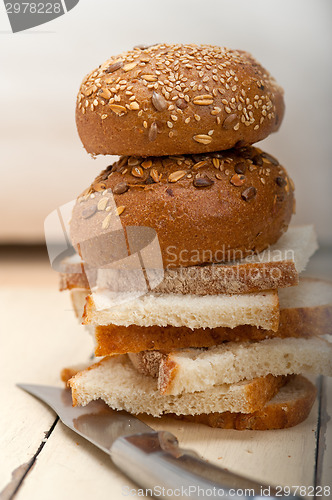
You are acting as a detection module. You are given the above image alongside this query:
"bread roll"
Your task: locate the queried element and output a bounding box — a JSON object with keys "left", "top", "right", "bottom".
{"left": 76, "top": 44, "right": 284, "bottom": 156}
{"left": 71, "top": 147, "right": 294, "bottom": 267}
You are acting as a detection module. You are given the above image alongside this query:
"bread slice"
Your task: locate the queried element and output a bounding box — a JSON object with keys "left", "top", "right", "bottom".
{"left": 60, "top": 225, "right": 317, "bottom": 294}
{"left": 174, "top": 376, "right": 317, "bottom": 430}
{"left": 83, "top": 289, "right": 279, "bottom": 331}
{"left": 130, "top": 337, "right": 332, "bottom": 395}
{"left": 68, "top": 355, "right": 287, "bottom": 415}
{"left": 83, "top": 278, "right": 332, "bottom": 355}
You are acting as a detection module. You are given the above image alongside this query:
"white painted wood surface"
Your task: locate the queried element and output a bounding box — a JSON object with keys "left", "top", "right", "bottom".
{"left": 0, "top": 287, "right": 331, "bottom": 500}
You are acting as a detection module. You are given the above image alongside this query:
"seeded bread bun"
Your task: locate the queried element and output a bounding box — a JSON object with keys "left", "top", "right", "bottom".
{"left": 70, "top": 146, "right": 294, "bottom": 268}
{"left": 76, "top": 44, "right": 284, "bottom": 156}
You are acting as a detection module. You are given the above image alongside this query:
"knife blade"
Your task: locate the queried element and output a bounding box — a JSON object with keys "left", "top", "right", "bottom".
{"left": 18, "top": 383, "right": 304, "bottom": 500}
{"left": 18, "top": 383, "right": 152, "bottom": 453}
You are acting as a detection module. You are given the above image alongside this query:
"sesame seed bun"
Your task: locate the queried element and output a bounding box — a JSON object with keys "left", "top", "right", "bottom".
{"left": 76, "top": 44, "right": 284, "bottom": 156}
{"left": 70, "top": 146, "right": 295, "bottom": 268}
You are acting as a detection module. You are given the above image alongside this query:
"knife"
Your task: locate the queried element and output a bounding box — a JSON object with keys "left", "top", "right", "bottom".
{"left": 18, "top": 384, "right": 303, "bottom": 499}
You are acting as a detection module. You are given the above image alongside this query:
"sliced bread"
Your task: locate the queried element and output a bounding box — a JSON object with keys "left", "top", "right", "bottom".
{"left": 129, "top": 337, "right": 332, "bottom": 395}
{"left": 175, "top": 376, "right": 317, "bottom": 430}
{"left": 85, "top": 278, "right": 332, "bottom": 355}
{"left": 83, "top": 289, "right": 279, "bottom": 331}
{"left": 68, "top": 355, "right": 287, "bottom": 416}
{"left": 60, "top": 225, "right": 317, "bottom": 294}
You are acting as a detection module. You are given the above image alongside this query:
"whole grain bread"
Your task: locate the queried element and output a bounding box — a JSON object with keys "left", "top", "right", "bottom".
{"left": 129, "top": 336, "right": 332, "bottom": 395}
{"left": 71, "top": 148, "right": 294, "bottom": 269}
{"left": 68, "top": 355, "right": 287, "bottom": 416}
{"left": 175, "top": 376, "right": 316, "bottom": 430}
{"left": 60, "top": 226, "right": 316, "bottom": 294}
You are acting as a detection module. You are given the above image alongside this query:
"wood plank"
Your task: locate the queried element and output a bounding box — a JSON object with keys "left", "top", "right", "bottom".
{"left": 14, "top": 400, "right": 320, "bottom": 500}
{"left": 14, "top": 422, "right": 138, "bottom": 500}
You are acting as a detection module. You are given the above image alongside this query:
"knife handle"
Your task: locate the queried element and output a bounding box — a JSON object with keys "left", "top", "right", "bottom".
{"left": 110, "top": 431, "right": 303, "bottom": 499}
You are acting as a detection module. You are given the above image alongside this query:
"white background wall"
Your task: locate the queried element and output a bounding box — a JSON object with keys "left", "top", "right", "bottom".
{"left": 0, "top": 0, "right": 331, "bottom": 244}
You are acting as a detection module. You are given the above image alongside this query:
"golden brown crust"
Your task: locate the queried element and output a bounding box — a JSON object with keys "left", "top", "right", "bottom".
{"left": 242, "top": 374, "right": 288, "bottom": 412}
{"left": 70, "top": 147, "right": 294, "bottom": 268}
{"left": 93, "top": 297, "right": 332, "bottom": 356}
{"left": 61, "top": 367, "right": 78, "bottom": 386}
{"left": 174, "top": 376, "right": 316, "bottom": 430}
{"left": 60, "top": 363, "right": 91, "bottom": 386}
{"left": 67, "top": 358, "right": 108, "bottom": 406}
{"left": 76, "top": 44, "right": 284, "bottom": 156}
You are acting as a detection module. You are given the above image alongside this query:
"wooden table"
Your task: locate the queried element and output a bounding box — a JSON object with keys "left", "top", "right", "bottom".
{"left": 0, "top": 251, "right": 331, "bottom": 500}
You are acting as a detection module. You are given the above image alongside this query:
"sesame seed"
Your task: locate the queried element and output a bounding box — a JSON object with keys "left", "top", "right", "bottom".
{"left": 168, "top": 170, "right": 187, "bottom": 182}
{"left": 123, "top": 62, "right": 137, "bottom": 72}
{"left": 116, "top": 206, "right": 125, "bottom": 216}
{"left": 109, "top": 104, "right": 127, "bottom": 115}
{"left": 193, "top": 134, "right": 212, "bottom": 145}
{"left": 141, "top": 74, "right": 158, "bottom": 82}
{"left": 97, "top": 198, "right": 108, "bottom": 211}
{"left": 102, "top": 214, "right": 112, "bottom": 229}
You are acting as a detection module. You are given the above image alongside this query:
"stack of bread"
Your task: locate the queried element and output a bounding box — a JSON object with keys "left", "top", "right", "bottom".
{"left": 60, "top": 44, "right": 332, "bottom": 430}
